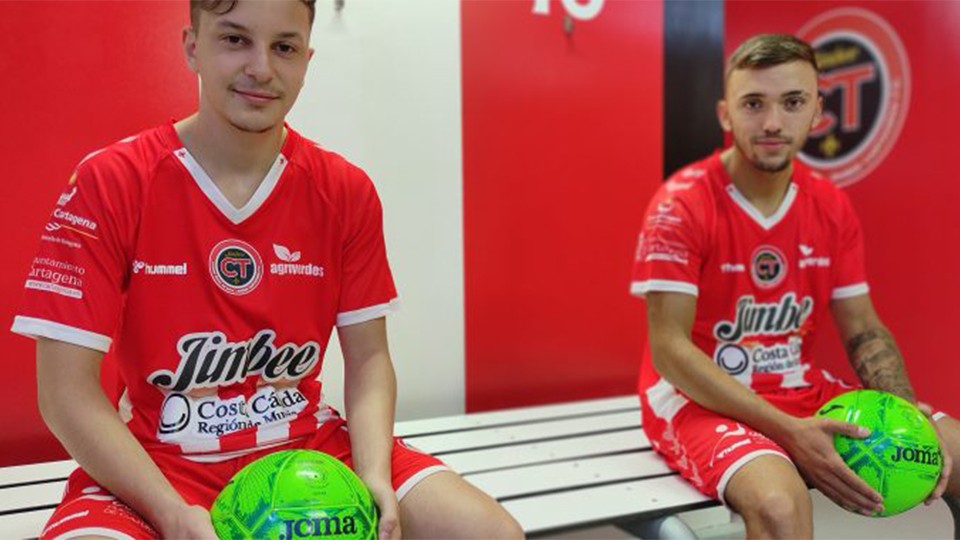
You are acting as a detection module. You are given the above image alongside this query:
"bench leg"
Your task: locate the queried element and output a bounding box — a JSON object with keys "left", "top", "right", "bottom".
{"left": 616, "top": 515, "right": 699, "bottom": 540}
{"left": 946, "top": 496, "right": 960, "bottom": 540}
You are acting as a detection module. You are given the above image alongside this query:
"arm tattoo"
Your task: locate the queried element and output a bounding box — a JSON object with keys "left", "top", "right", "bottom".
{"left": 845, "top": 327, "right": 916, "bottom": 402}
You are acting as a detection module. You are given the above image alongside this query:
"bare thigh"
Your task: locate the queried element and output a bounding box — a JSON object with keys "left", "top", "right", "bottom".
{"left": 399, "top": 471, "right": 523, "bottom": 539}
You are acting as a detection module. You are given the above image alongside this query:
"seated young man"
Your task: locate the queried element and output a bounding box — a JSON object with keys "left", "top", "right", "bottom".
{"left": 12, "top": 1, "right": 523, "bottom": 538}
{"left": 630, "top": 33, "right": 957, "bottom": 538}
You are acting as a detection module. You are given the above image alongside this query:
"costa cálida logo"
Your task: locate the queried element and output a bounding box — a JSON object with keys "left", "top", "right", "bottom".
{"left": 751, "top": 245, "right": 787, "bottom": 289}
{"left": 209, "top": 239, "right": 263, "bottom": 295}
{"left": 797, "top": 8, "right": 910, "bottom": 187}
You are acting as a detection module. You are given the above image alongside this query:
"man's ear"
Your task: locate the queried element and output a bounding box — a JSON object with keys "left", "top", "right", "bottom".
{"left": 812, "top": 93, "right": 824, "bottom": 129}
{"left": 183, "top": 27, "right": 199, "bottom": 74}
{"left": 717, "top": 99, "right": 732, "bottom": 132}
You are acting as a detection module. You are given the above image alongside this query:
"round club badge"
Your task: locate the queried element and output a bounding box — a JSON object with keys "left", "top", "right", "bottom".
{"left": 209, "top": 239, "right": 263, "bottom": 295}
{"left": 751, "top": 245, "right": 787, "bottom": 289}
{"left": 797, "top": 8, "right": 910, "bottom": 187}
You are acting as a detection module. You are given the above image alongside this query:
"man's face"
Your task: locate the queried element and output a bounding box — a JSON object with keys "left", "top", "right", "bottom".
{"left": 184, "top": 0, "right": 313, "bottom": 134}
{"left": 718, "top": 61, "right": 822, "bottom": 173}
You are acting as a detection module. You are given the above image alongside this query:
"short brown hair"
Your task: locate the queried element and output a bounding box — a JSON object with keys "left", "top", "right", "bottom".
{"left": 190, "top": 0, "right": 317, "bottom": 29}
{"left": 725, "top": 34, "right": 818, "bottom": 83}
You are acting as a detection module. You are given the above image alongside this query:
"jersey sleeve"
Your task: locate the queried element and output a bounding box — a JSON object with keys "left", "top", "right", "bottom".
{"left": 630, "top": 185, "right": 705, "bottom": 298}
{"left": 11, "top": 158, "right": 132, "bottom": 352}
{"left": 335, "top": 170, "right": 399, "bottom": 327}
{"left": 831, "top": 190, "right": 869, "bottom": 299}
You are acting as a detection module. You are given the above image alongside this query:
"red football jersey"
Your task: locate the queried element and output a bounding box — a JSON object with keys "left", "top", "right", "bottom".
{"left": 631, "top": 152, "right": 868, "bottom": 420}
{"left": 13, "top": 123, "right": 398, "bottom": 459}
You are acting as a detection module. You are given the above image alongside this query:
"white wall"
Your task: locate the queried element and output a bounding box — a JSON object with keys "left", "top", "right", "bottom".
{"left": 289, "top": 1, "right": 465, "bottom": 420}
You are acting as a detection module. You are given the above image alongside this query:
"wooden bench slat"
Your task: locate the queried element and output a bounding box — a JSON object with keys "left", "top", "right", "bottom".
{"left": 444, "top": 429, "right": 650, "bottom": 474}
{"left": 0, "top": 507, "right": 54, "bottom": 539}
{"left": 0, "top": 482, "right": 64, "bottom": 515}
{"left": 503, "top": 474, "right": 712, "bottom": 535}
{"left": 465, "top": 451, "right": 673, "bottom": 500}
{"left": 0, "top": 460, "right": 75, "bottom": 489}
{"left": 405, "top": 410, "right": 640, "bottom": 454}
{"left": 394, "top": 396, "right": 638, "bottom": 437}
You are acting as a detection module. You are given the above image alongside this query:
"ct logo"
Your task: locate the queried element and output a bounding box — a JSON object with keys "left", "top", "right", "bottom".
{"left": 532, "top": 0, "right": 605, "bottom": 21}
{"left": 797, "top": 8, "right": 910, "bottom": 187}
{"left": 751, "top": 246, "right": 787, "bottom": 289}
{"left": 209, "top": 239, "right": 264, "bottom": 296}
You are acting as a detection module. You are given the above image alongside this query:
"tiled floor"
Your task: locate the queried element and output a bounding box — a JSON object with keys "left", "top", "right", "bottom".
{"left": 541, "top": 491, "right": 954, "bottom": 539}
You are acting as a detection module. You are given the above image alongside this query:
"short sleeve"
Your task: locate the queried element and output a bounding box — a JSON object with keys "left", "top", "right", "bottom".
{"left": 335, "top": 171, "right": 399, "bottom": 327}
{"left": 832, "top": 190, "right": 869, "bottom": 300}
{"left": 11, "top": 160, "right": 132, "bottom": 352}
{"left": 630, "top": 186, "right": 705, "bottom": 298}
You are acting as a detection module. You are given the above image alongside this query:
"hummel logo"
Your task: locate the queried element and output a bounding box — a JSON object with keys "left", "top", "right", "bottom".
{"left": 273, "top": 244, "right": 301, "bottom": 263}
{"left": 799, "top": 244, "right": 814, "bottom": 256}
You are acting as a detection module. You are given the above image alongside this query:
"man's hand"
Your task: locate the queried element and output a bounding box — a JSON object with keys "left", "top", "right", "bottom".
{"left": 779, "top": 416, "right": 884, "bottom": 515}
{"left": 918, "top": 402, "right": 953, "bottom": 504}
{"left": 157, "top": 503, "right": 219, "bottom": 539}
{"left": 364, "top": 476, "right": 401, "bottom": 540}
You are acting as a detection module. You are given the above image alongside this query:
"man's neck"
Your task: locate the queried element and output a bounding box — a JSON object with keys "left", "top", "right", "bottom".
{"left": 720, "top": 147, "right": 793, "bottom": 218}
{"left": 174, "top": 111, "right": 286, "bottom": 208}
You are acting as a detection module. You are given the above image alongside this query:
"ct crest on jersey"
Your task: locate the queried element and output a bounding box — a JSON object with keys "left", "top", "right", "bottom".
{"left": 209, "top": 239, "right": 263, "bottom": 295}
{"left": 751, "top": 245, "right": 787, "bottom": 289}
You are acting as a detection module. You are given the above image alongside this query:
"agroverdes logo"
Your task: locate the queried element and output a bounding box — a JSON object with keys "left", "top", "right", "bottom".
{"left": 797, "top": 8, "right": 910, "bottom": 187}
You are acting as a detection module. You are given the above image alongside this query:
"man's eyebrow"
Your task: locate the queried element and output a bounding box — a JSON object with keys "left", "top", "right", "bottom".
{"left": 275, "top": 31, "right": 307, "bottom": 42}
{"left": 214, "top": 20, "right": 250, "bottom": 33}
{"left": 213, "top": 20, "right": 305, "bottom": 42}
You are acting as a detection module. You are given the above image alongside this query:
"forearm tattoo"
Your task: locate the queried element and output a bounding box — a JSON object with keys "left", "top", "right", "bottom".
{"left": 845, "top": 328, "right": 916, "bottom": 402}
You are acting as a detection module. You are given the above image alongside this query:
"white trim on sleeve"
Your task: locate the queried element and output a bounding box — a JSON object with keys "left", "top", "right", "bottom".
{"left": 630, "top": 280, "right": 699, "bottom": 298}
{"left": 10, "top": 316, "right": 112, "bottom": 353}
{"left": 336, "top": 298, "right": 401, "bottom": 327}
{"left": 832, "top": 283, "right": 870, "bottom": 300}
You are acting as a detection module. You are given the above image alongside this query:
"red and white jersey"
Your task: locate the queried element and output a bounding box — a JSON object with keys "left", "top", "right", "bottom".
{"left": 12, "top": 123, "right": 398, "bottom": 459}
{"left": 631, "top": 152, "right": 869, "bottom": 419}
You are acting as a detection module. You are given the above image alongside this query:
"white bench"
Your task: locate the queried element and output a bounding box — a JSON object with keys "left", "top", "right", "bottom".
{"left": 1, "top": 395, "right": 957, "bottom": 539}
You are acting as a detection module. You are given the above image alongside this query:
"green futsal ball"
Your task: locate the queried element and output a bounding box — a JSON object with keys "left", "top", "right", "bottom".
{"left": 210, "top": 449, "right": 377, "bottom": 539}
{"left": 816, "top": 389, "right": 942, "bottom": 516}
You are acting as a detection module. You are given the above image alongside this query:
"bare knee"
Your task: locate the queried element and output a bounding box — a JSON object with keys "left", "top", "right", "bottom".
{"left": 726, "top": 456, "right": 812, "bottom": 539}
{"left": 749, "top": 489, "right": 810, "bottom": 532}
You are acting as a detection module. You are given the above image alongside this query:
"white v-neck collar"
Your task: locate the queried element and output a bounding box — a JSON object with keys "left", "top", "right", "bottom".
{"left": 725, "top": 182, "right": 798, "bottom": 231}
{"left": 173, "top": 147, "right": 288, "bottom": 225}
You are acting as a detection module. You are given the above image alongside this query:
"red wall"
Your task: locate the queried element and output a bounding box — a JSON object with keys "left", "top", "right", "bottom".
{"left": 462, "top": 0, "right": 663, "bottom": 411}
{"left": 726, "top": 1, "right": 960, "bottom": 417}
{"left": 0, "top": 2, "right": 196, "bottom": 466}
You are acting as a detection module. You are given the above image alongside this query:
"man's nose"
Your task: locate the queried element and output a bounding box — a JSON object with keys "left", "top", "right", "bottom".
{"left": 244, "top": 46, "right": 273, "bottom": 82}
{"left": 762, "top": 107, "right": 783, "bottom": 134}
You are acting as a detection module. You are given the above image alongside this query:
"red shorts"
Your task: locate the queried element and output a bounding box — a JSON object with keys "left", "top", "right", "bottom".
{"left": 641, "top": 370, "right": 856, "bottom": 503}
{"left": 40, "top": 423, "right": 446, "bottom": 539}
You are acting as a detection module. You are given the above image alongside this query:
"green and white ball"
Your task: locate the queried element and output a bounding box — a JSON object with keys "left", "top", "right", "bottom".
{"left": 816, "top": 389, "right": 942, "bottom": 516}
{"left": 210, "top": 449, "right": 377, "bottom": 539}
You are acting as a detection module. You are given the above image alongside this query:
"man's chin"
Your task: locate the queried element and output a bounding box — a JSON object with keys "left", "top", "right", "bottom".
{"left": 229, "top": 117, "right": 282, "bottom": 135}
{"left": 753, "top": 157, "right": 792, "bottom": 173}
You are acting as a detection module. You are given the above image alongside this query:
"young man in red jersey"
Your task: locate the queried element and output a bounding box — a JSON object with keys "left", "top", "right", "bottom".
{"left": 631, "top": 34, "right": 959, "bottom": 538}
{"left": 12, "top": 1, "right": 522, "bottom": 538}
